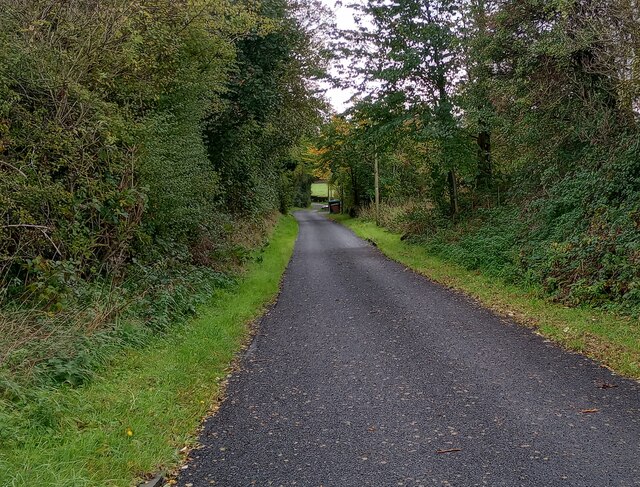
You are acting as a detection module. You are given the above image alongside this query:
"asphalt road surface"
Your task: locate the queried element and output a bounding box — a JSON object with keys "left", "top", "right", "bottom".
{"left": 177, "top": 209, "right": 640, "bottom": 486}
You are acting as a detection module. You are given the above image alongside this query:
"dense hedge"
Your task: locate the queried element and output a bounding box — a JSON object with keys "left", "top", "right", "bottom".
{"left": 0, "top": 0, "right": 326, "bottom": 392}
{"left": 0, "top": 0, "right": 325, "bottom": 305}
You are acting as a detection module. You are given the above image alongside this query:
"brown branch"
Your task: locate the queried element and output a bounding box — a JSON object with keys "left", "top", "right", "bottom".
{"left": 0, "top": 161, "right": 27, "bottom": 178}
{"left": 2, "top": 224, "right": 63, "bottom": 257}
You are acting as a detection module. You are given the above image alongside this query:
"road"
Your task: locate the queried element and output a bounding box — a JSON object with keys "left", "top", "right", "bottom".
{"left": 177, "top": 209, "right": 640, "bottom": 486}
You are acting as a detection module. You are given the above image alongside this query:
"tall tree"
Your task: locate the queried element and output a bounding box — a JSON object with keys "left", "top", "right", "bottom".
{"left": 344, "top": 0, "right": 469, "bottom": 216}
{"left": 460, "top": 0, "right": 495, "bottom": 192}
{"left": 204, "top": 0, "right": 330, "bottom": 216}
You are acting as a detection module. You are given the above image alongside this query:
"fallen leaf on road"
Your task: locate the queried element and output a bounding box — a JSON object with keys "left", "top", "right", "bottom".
{"left": 436, "top": 448, "right": 462, "bottom": 454}
{"left": 580, "top": 408, "right": 600, "bottom": 414}
{"left": 597, "top": 382, "right": 618, "bottom": 389}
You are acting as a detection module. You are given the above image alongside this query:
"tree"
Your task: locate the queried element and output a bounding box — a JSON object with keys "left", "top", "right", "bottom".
{"left": 460, "top": 0, "right": 495, "bottom": 193}
{"left": 0, "top": 0, "right": 330, "bottom": 301}
{"left": 204, "top": 0, "right": 330, "bottom": 216}
{"left": 342, "top": 0, "right": 470, "bottom": 217}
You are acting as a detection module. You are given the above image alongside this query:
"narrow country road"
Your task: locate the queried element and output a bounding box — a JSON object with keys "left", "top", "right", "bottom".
{"left": 177, "top": 209, "right": 640, "bottom": 486}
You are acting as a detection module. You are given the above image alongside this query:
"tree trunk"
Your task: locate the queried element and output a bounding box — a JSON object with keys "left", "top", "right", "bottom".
{"left": 448, "top": 170, "right": 459, "bottom": 217}
{"left": 374, "top": 151, "right": 380, "bottom": 225}
{"left": 350, "top": 168, "right": 360, "bottom": 216}
{"left": 476, "top": 128, "right": 492, "bottom": 190}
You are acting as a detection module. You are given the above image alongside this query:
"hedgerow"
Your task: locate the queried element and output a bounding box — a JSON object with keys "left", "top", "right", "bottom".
{"left": 0, "top": 0, "right": 328, "bottom": 399}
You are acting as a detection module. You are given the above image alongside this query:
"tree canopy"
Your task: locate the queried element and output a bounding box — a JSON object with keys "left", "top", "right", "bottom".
{"left": 317, "top": 0, "right": 640, "bottom": 314}
{"left": 0, "top": 0, "right": 330, "bottom": 304}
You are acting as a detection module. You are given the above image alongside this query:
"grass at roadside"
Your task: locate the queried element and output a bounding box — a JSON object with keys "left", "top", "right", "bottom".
{"left": 1, "top": 214, "right": 298, "bottom": 487}
{"left": 331, "top": 214, "right": 640, "bottom": 379}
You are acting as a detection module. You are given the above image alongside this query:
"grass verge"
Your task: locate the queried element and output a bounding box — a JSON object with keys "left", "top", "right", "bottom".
{"left": 1, "top": 214, "right": 298, "bottom": 487}
{"left": 331, "top": 214, "right": 640, "bottom": 379}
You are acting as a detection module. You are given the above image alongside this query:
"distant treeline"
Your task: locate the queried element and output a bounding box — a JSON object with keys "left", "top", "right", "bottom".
{"left": 317, "top": 0, "right": 640, "bottom": 314}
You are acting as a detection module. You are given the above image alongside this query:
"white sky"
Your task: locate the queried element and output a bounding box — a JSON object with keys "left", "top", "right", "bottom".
{"left": 320, "top": 0, "right": 359, "bottom": 113}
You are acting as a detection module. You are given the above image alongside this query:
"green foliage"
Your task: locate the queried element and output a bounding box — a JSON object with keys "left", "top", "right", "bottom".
{"left": 203, "top": 0, "right": 328, "bottom": 218}
{"left": 138, "top": 107, "right": 218, "bottom": 247}
{"left": 288, "top": 166, "right": 311, "bottom": 208}
{"left": 0, "top": 215, "right": 298, "bottom": 487}
{"left": 413, "top": 206, "right": 525, "bottom": 283}
{"left": 359, "top": 197, "right": 640, "bottom": 316}
{"left": 320, "top": 0, "right": 640, "bottom": 316}
{"left": 0, "top": 265, "right": 233, "bottom": 399}
{"left": 335, "top": 0, "right": 473, "bottom": 215}
{"left": 0, "top": 0, "right": 241, "bottom": 295}
{"left": 0, "top": 0, "right": 326, "bottom": 295}
{"left": 315, "top": 115, "right": 376, "bottom": 214}
{"left": 0, "top": 0, "right": 328, "bottom": 434}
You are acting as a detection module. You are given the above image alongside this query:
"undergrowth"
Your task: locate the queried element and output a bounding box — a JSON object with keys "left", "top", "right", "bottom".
{"left": 0, "top": 215, "right": 279, "bottom": 439}
{"left": 0, "top": 213, "right": 297, "bottom": 487}
{"left": 357, "top": 202, "right": 640, "bottom": 318}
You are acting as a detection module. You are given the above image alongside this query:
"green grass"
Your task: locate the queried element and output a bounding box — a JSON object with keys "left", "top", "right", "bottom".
{"left": 331, "top": 214, "right": 640, "bottom": 379}
{"left": 311, "top": 182, "right": 336, "bottom": 199}
{"left": 1, "top": 214, "right": 298, "bottom": 487}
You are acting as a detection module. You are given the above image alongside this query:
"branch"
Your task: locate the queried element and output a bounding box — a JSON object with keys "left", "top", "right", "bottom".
{"left": 2, "top": 225, "right": 62, "bottom": 257}
{"left": 0, "top": 161, "right": 28, "bottom": 178}
{"left": 2, "top": 224, "right": 50, "bottom": 229}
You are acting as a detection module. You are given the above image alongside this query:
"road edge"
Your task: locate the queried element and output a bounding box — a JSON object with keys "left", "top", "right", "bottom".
{"left": 329, "top": 213, "right": 640, "bottom": 381}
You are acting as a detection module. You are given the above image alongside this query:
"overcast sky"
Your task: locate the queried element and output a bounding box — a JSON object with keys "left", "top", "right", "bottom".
{"left": 320, "top": 0, "right": 358, "bottom": 112}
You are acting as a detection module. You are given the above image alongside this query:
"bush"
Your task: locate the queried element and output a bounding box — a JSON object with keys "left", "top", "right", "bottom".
{"left": 0, "top": 0, "right": 326, "bottom": 412}
{"left": 366, "top": 198, "right": 640, "bottom": 317}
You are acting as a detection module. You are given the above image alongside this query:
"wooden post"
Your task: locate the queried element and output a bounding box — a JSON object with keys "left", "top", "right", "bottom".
{"left": 374, "top": 149, "right": 380, "bottom": 226}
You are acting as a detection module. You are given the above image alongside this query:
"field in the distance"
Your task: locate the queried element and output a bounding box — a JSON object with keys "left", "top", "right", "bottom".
{"left": 311, "top": 182, "right": 337, "bottom": 199}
